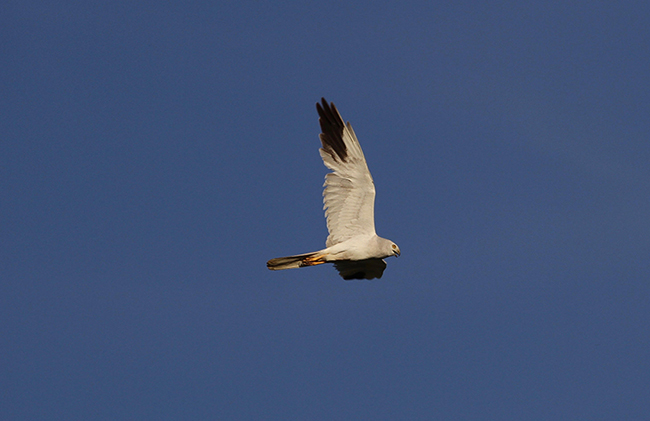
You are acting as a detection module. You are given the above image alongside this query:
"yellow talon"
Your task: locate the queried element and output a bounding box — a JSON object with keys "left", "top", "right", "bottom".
{"left": 302, "top": 254, "right": 326, "bottom": 266}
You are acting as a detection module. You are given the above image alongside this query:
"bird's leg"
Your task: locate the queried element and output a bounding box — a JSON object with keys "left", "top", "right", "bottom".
{"left": 301, "top": 254, "right": 327, "bottom": 266}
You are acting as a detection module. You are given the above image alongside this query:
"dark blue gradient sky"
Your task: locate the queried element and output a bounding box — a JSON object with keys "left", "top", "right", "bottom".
{"left": 2, "top": 1, "right": 649, "bottom": 419}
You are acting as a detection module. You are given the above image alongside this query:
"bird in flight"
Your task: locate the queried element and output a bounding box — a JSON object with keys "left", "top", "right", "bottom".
{"left": 267, "top": 98, "right": 400, "bottom": 280}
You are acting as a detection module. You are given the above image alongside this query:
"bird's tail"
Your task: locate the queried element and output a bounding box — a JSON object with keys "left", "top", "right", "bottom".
{"left": 267, "top": 251, "right": 327, "bottom": 270}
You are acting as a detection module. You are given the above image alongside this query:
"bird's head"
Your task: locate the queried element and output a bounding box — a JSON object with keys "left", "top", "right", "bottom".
{"left": 390, "top": 242, "right": 401, "bottom": 257}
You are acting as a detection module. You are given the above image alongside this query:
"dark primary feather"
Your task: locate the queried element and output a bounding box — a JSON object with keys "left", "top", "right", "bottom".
{"left": 316, "top": 98, "right": 348, "bottom": 162}
{"left": 334, "top": 259, "right": 387, "bottom": 280}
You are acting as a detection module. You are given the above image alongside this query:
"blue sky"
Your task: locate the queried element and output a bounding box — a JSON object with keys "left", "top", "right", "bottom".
{"left": 2, "top": 1, "right": 649, "bottom": 419}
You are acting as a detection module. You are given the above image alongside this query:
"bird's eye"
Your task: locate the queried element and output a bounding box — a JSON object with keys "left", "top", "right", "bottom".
{"left": 392, "top": 244, "right": 397, "bottom": 249}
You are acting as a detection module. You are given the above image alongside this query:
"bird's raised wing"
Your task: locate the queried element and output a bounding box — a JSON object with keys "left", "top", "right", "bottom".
{"left": 317, "top": 98, "right": 376, "bottom": 247}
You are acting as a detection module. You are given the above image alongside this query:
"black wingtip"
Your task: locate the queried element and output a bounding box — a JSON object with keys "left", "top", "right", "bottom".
{"left": 316, "top": 97, "right": 329, "bottom": 110}
{"left": 316, "top": 98, "right": 348, "bottom": 161}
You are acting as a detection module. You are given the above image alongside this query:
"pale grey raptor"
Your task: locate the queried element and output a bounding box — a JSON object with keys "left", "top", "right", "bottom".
{"left": 267, "top": 98, "right": 400, "bottom": 280}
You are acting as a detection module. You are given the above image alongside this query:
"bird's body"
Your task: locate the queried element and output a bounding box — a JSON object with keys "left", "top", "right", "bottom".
{"left": 267, "top": 98, "right": 400, "bottom": 280}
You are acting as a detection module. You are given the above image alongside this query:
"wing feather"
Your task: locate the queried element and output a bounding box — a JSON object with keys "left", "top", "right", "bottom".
{"left": 334, "top": 259, "right": 387, "bottom": 280}
{"left": 316, "top": 98, "right": 376, "bottom": 247}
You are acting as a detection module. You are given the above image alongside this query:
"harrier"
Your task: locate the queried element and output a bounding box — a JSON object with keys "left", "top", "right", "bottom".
{"left": 267, "top": 98, "right": 400, "bottom": 280}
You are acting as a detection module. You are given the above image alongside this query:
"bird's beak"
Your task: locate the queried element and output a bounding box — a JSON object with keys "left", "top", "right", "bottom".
{"left": 395, "top": 248, "right": 401, "bottom": 257}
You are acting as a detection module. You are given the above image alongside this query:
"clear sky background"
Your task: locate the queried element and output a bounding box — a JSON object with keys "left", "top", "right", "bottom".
{"left": 2, "top": 1, "right": 649, "bottom": 420}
